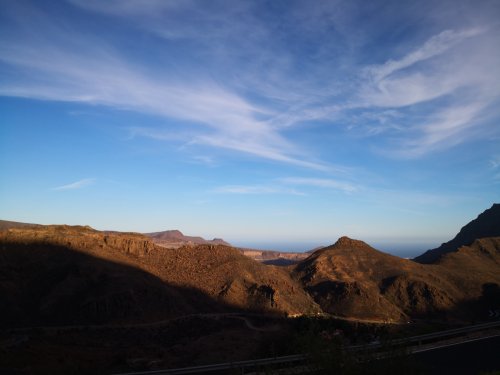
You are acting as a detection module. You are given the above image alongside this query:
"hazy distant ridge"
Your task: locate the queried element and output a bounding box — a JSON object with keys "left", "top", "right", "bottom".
{"left": 144, "top": 229, "right": 230, "bottom": 248}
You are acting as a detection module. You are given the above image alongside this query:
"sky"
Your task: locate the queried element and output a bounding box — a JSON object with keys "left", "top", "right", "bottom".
{"left": 1, "top": 0, "right": 499, "bottom": 255}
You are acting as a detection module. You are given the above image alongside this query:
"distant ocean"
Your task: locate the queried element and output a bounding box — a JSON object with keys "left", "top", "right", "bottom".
{"left": 234, "top": 241, "right": 440, "bottom": 259}
{"left": 372, "top": 243, "right": 438, "bottom": 259}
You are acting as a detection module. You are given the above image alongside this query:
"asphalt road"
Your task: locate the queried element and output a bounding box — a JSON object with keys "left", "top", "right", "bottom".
{"left": 411, "top": 335, "right": 500, "bottom": 375}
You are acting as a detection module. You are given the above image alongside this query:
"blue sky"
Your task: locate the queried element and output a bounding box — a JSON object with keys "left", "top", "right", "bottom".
{"left": 1, "top": 0, "right": 499, "bottom": 254}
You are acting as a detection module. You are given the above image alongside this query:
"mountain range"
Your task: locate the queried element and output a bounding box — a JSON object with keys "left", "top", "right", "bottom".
{"left": 1, "top": 204, "right": 499, "bottom": 326}
{"left": 1, "top": 205, "right": 499, "bottom": 373}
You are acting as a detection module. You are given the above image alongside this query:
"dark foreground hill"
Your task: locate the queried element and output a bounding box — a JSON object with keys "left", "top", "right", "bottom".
{"left": 414, "top": 203, "right": 500, "bottom": 263}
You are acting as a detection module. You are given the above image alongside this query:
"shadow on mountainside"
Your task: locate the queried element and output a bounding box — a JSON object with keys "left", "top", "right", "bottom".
{"left": 452, "top": 282, "right": 500, "bottom": 322}
{"left": 0, "top": 241, "right": 294, "bottom": 374}
{"left": 0, "top": 241, "right": 245, "bottom": 329}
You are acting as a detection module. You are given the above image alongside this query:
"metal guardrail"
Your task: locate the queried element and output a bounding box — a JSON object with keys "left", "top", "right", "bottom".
{"left": 351, "top": 320, "right": 500, "bottom": 350}
{"left": 113, "top": 354, "right": 306, "bottom": 375}
{"left": 112, "top": 320, "right": 500, "bottom": 375}
{"left": 402, "top": 320, "right": 500, "bottom": 342}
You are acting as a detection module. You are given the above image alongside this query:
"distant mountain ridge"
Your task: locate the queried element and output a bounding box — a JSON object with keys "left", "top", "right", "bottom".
{"left": 144, "top": 229, "right": 230, "bottom": 248}
{"left": 0, "top": 219, "right": 42, "bottom": 230}
{"left": 145, "top": 230, "right": 313, "bottom": 264}
{"left": 414, "top": 203, "right": 500, "bottom": 263}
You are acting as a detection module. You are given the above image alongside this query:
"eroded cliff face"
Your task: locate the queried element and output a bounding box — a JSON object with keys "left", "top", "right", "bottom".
{"left": 1, "top": 225, "right": 156, "bottom": 258}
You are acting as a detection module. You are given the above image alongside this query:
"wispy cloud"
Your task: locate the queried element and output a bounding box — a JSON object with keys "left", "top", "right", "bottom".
{"left": 361, "top": 27, "right": 492, "bottom": 108}
{"left": 1, "top": 0, "right": 499, "bottom": 171}
{"left": 365, "top": 28, "right": 485, "bottom": 83}
{"left": 489, "top": 155, "right": 500, "bottom": 182}
{"left": 52, "top": 178, "right": 95, "bottom": 191}
{"left": 213, "top": 185, "right": 304, "bottom": 195}
{"left": 214, "top": 175, "right": 359, "bottom": 195}
{"left": 0, "top": 2, "right": 331, "bottom": 171}
{"left": 490, "top": 156, "right": 500, "bottom": 170}
{"left": 280, "top": 177, "right": 358, "bottom": 193}
{"left": 190, "top": 155, "right": 217, "bottom": 167}
{"left": 195, "top": 135, "right": 330, "bottom": 171}
{"left": 357, "top": 25, "right": 500, "bottom": 157}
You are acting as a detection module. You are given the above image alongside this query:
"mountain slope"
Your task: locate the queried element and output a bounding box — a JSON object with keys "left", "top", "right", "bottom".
{"left": 430, "top": 237, "right": 500, "bottom": 300}
{"left": 293, "top": 237, "right": 464, "bottom": 321}
{"left": 0, "top": 225, "right": 319, "bottom": 328}
{"left": 414, "top": 204, "right": 500, "bottom": 264}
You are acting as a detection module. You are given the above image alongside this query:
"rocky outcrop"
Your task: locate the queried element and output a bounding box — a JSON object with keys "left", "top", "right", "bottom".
{"left": 103, "top": 235, "right": 155, "bottom": 257}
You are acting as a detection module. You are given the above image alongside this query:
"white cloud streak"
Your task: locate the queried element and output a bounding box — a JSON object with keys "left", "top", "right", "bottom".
{"left": 280, "top": 177, "right": 358, "bottom": 193}
{"left": 213, "top": 185, "right": 304, "bottom": 195}
{"left": 366, "top": 28, "right": 486, "bottom": 82}
{"left": 361, "top": 28, "right": 492, "bottom": 108}
{"left": 214, "top": 176, "right": 359, "bottom": 196}
{"left": 490, "top": 156, "right": 500, "bottom": 170}
{"left": 399, "top": 102, "right": 487, "bottom": 157}
{"left": 52, "top": 178, "right": 95, "bottom": 191}
{"left": 359, "top": 25, "right": 500, "bottom": 157}
{"left": 0, "top": 2, "right": 331, "bottom": 171}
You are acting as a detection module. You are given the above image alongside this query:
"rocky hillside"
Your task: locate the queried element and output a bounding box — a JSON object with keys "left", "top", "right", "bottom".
{"left": 430, "top": 237, "right": 500, "bottom": 303}
{"left": 2, "top": 204, "right": 499, "bottom": 328}
{"left": 414, "top": 203, "right": 500, "bottom": 263}
{"left": 0, "top": 225, "right": 319, "bottom": 328}
{"left": 292, "top": 237, "right": 461, "bottom": 321}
